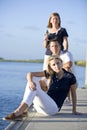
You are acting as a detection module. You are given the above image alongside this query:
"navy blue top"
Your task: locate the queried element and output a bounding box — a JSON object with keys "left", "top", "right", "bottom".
{"left": 45, "top": 27, "right": 68, "bottom": 55}
{"left": 44, "top": 69, "right": 76, "bottom": 110}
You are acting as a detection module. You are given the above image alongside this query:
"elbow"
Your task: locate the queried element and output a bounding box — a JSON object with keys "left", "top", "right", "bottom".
{"left": 63, "top": 61, "right": 72, "bottom": 71}
{"left": 68, "top": 61, "right": 72, "bottom": 68}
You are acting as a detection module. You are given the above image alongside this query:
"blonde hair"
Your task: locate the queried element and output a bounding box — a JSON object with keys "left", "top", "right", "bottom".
{"left": 47, "top": 55, "right": 62, "bottom": 72}
{"left": 46, "top": 55, "right": 62, "bottom": 86}
{"left": 47, "top": 12, "right": 61, "bottom": 28}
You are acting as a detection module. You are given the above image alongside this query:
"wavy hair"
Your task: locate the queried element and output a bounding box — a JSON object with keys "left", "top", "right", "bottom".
{"left": 47, "top": 12, "right": 61, "bottom": 28}
{"left": 46, "top": 55, "right": 62, "bottom": 86}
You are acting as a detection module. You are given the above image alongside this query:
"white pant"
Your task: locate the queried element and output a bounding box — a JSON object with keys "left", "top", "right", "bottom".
{"left": 22, "top": 77, "right": 59, "bottom": 116}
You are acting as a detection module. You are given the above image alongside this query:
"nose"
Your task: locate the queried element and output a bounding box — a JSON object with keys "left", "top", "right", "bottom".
{"left": 55, "top": 63, "right": 60, "bottom": 68}
{"left": 53, "top": 46, "right": 58, "bottom": 52}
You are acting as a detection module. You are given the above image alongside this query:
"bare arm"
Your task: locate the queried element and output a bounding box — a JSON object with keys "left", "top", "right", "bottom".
{"left": 43, "top": 34, "right": 48, "bottom": 48}
{"left": 26, "top": 71, "right": 45, "bottom": 90}
{"left": 43, "top": 32, "right": 49, "bottom": 48}
{"left": 63, "top": 37, "right": 68, "bottom": 51}
{"left": 27, "top": 71, "right": 45, "bottom": 82}
{"left": 71, "top": 84, "right": 81, "bottom": 115}
{"left": 71, "top": 84, "right": 77, "bottom": 113}
{"left": 63, "top": 61, "right": 72, "bottom": 72}
{"left": 43, "top": 40, "right": 48, "bottom": 48}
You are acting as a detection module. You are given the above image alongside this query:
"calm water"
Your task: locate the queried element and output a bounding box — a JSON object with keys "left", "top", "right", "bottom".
{"left": 0, "top": 62, "right": 85, "bottom": 130}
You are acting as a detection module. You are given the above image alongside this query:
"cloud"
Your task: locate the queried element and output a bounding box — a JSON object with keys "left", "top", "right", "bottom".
{"left": 23, "top": 26, "right": 40, "bottom": 31}
{"left": 5, "top": 33, "right": 16, "bottom": 38}
{"left": 0, "top": 25, "right": 16, "bottom": 37}
{"left": 0, "top": 29, "right": 16, "bottom": 38}
{"left": 66, "top": 20, "right": 76, "bottom": 25}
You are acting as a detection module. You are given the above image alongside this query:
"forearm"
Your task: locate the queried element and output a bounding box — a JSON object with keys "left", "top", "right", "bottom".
{"left": 26, "top": 71, "right": 46, "bottom": 90}
{"left": 72, "top": 91, "right": 77, "bottom": 113}
{"left": 27, "top": 71, "right": 45, "bottom": 81}
{"left": 43, "top": 40, "right": 48, "bottom": 48}
{"left": 43, "top": 33, "right": 48, "bottom": 48}
{"left": 27, "top": 72, "right": 33, "bottom": 82}
{"left": 64, "top": 43, "right": 68, "bottom": 51}
{"left": 63, "top": 62, "right": 72, "bottom": 72}
{"left": 71, "top": 86, "right": 77, "bottom": 113}
{"left": 71, "top": 84, "right": 81, "bottom": 115}
{"left": 63, "top": 37, "right": 68, "bottom": 51}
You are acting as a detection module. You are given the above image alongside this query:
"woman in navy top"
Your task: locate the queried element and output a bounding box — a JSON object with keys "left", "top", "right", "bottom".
{"left": 3, "top": 55, "right": 80, "bottom": 121}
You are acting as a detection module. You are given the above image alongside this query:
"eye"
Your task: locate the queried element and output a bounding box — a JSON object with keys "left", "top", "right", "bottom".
{"left": 52, "top": 63, "right": 56, "bottom": 66}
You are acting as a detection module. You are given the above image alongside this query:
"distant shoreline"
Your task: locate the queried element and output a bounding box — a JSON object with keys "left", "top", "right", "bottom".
{"left": 0, "top": 59, "right": 43, "bottom": 63}
{"left": 0, "top": 58, "right": 86, "bottom": 66}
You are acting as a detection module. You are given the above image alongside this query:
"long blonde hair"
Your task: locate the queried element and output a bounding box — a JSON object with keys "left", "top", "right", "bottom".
{"left": 46, "top": 55, "right": 62, "bottom": 86}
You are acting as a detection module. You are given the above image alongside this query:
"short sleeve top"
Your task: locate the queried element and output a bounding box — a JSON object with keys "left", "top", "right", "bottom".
{"left": 60, "top": 51, "right": 73, "bottom": 64}
{"left": 44, "top": 69, "right": 76, "bottom": 110}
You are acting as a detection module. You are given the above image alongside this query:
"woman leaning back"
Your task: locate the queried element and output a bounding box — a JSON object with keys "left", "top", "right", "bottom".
{"left": 3, "top": 55, "right": 81, "bottom": 121}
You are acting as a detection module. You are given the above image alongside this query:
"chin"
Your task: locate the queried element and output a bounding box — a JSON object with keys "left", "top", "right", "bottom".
{"left": 55, "top": 70, "right": 60, "bottom": 73}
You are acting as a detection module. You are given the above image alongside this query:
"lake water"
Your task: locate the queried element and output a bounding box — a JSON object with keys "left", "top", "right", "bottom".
{"left": 0, "top": 62, "right": 86, "bottom": 130}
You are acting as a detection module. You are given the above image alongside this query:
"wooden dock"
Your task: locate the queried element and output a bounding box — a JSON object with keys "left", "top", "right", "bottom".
{"left": 4, "top": 88, "right": 87, "bottom": 130}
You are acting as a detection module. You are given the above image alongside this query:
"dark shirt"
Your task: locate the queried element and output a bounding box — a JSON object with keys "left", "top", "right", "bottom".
{"left": 45, "top": 27, "right": 68, "bottom": 55}
{"left": 44, "top": 69, "right": 76, "bottom": 110}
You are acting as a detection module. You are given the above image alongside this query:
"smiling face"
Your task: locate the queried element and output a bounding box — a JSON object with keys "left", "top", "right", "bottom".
{"left": 50, "top": 15, "right": 60, "bottom": 26}
{"left": 50, "top": 41, "right": 61, "bottom": 55}
{"left": 48, "top": 13, "right": 61, "bottom": 28}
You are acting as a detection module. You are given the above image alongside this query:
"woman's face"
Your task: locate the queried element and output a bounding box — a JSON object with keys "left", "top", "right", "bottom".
{"left": 50, "top": 41, "right": 61, "bottom": 55}
{"left": 50, "top": 59, "right": 62, "bottom": 73}
{"left": 50, "top": 15, "right": 59, "bottom": 25}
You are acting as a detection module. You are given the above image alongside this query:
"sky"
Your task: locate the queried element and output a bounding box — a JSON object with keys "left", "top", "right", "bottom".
{"left": 0, "top": 0, "right": 87, "bottom": 60}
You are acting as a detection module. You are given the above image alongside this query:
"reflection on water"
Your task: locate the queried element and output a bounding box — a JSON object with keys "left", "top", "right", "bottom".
{"left": 0, "top": 62, "right": 43, "bottom": 130}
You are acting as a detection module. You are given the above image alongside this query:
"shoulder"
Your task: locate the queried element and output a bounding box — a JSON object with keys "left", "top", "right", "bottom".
{"left": 63, "top": 69, "right": 74, "bottom": 76}
{"left": 59, "top": 27, "right": 67, "bottom": 32}
{"left": 59, "top": 27, "right": 68, "bottom": 36}
{"left": 61, "top": 50, "right": 74, "bottom": 60}
{"left": 63, "top": 69, "right": 76, "bottom": 83}
{"left": 46, "top": 28, "right": 52, "bottom": 34}
{"left": 60, "top": 51, "right": 71, "bottom": 62}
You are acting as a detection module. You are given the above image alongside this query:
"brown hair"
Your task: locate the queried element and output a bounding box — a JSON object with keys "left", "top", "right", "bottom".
{"left": 47, "top": 12, "right": 61, "bottom": 28}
